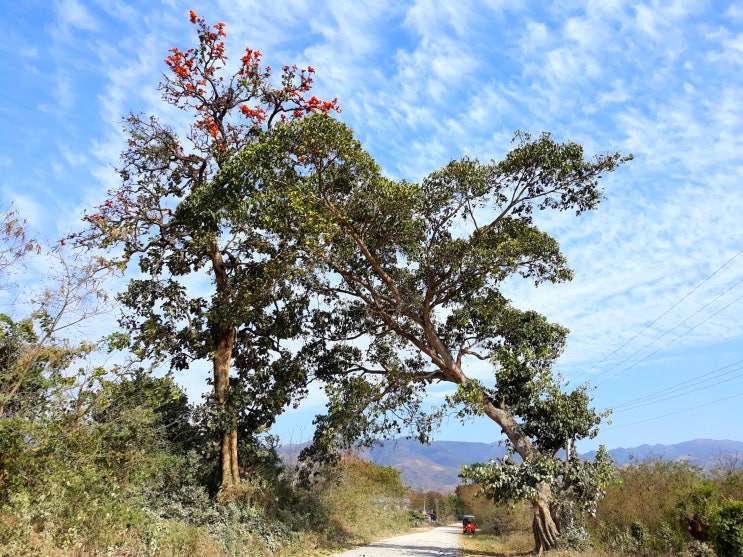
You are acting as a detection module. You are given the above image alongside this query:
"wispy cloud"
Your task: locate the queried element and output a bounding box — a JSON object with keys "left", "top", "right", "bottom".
{"left": 55, "top": 0, "right": 99, "bottom": 32}
{"left": 4, "top": 0, "right": 743, "bottom": 448}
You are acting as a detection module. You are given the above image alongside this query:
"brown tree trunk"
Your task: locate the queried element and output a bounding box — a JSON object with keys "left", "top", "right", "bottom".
{"left": 210, "top": 241, "right": 240, "bottom": 487}
{"left": 483, "top": 399, "right": 560, "bottom": 553}
{"left": 220, "top": 428, "right": 239, "bottom": 486}
{"left": 532, "top": 494, "right": 560, "bottom": 554}
{"left": 214, "top": 320, "right": 238, "bottom": 486}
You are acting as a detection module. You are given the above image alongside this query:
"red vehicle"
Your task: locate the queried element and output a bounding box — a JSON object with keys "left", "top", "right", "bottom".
{"left": 462, "top": 515, "right": 476, "bottom": 534}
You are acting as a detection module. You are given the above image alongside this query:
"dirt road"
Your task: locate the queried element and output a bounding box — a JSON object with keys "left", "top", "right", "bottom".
{"left": 327, "top": 524, "right": 463, "bottom": 556}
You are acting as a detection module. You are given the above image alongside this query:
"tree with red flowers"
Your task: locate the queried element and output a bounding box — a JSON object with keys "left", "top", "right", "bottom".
{"left": 70, "top": 11, "right": 339, "bottom": 487}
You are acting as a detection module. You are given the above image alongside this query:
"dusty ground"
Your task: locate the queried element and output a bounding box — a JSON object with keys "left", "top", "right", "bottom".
{"left": 326, "top": 524, "right": 463, "bottom": 556}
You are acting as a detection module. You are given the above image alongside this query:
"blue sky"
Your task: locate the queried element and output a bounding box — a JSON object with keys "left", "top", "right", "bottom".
{"left": 2, "top": 0, "right": 742, "bottom": 453}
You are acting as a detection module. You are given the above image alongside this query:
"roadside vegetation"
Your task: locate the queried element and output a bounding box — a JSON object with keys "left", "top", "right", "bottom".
{"left": 458, "top": 456, "right": 743, "bottom": 557}
{"left": 2, "top": 9, "right": 741, "bottom": 557}
{"left": 1, "top": 206, "right": 742, "bottom": 557}
{"left": 0, "top": 356, "right": 417, "bottom": 556}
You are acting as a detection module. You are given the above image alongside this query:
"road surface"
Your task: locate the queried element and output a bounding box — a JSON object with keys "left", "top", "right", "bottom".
{"left": 327, "top": 524, "right": 463, "bottom": 556}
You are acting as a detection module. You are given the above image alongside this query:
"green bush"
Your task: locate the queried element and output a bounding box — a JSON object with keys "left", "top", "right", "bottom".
{"left": 592, "top": 458, "right": 718, "bottom": 554}
{"left": 710, "top": 499, "right": 743, "bottom": 557}
{"left": 311, "top": 454, "right": 411, "bottom": 545}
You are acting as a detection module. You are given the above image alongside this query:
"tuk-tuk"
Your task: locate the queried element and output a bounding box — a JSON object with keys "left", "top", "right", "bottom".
{"left": 462, "top": 515, "right": 476, "bottom": 534}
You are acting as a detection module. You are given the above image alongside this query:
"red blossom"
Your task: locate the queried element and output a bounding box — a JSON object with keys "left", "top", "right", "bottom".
{"left": 240, "top": 104, "right": 267, "bottom": 123}
{"left": 161, "top": 13, "right": 340, "bottom": 153}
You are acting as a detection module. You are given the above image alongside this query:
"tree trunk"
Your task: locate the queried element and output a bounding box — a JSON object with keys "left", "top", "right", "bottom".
{"left": 214, "top": 320, "right": 238, "bottom": 486}
{"left": 532, "top": 494, "right": 560, "bottom": 554}
{"left": 436, "top": 349, "right": 563, "bottom": 552}
{"left": 220, "top": 428, "right": 239, "bottom": 486}
{"left": 483, "top": 400, "right": 560, "bottom": 553}
{"left": 210, "top": 242, "right": 240, "bottom": 487}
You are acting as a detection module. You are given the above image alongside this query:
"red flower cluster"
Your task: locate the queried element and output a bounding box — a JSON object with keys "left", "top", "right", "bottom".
{"left": 164, "top": 47, "right": 195, "bottom": 80}
{"left": 161, "top": 11, "right": 341, "bottom": 153}
{"left": 305, "top": 95, "right": 339, "bottom": 115}
{"left": 240, "top": 105, "right": 267, "bottom": 123}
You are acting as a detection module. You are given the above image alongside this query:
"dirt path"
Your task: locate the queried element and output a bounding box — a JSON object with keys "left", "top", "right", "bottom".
{"left": 326, "top": 524, "right": 463, "bottom": 556}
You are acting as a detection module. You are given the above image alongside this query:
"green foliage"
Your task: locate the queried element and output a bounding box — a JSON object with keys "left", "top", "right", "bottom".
{"left": 710, "top": 499, "right": 743, "bottom": 557}
{"left": 223, "top": 114, "right": 630, "bottom": 552}
{"left": 461, "top": 446, "right": 615, "bottom": 516}
{"left": 307, "top": 454, "right": 412, "bottom": 545}
{"left": 0, "top": 368, "right": 307, "bottom": 556}
{"left": 462, "top": 453, "right": 562, "bottom": 502}
{"left": 590, "top": 456, "right": 743, "bottom": 556}
{"left": 713, "top": 456, "right": 743, "bottom": 501}
{"left": 230, "top": 113, "right": 625, "bottom": 449}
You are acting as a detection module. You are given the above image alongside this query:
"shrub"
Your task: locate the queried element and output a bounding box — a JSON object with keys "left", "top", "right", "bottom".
{"left": 710, "top": 499, "right": 743, "bottom": 557}
{"left": 456, "top": 483, "right": 532, "bottom": 536}
{"left": 311, "top": 454, "right": 411, "bottom": 545}
{"left": 592, "top": 458, "right": 717, "bottom": 554}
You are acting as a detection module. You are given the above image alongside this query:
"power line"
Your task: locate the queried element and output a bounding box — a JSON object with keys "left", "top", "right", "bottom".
{"left": 571, "top": 248, "right": 743, "bottom": 385}
{"left": 611, "top": 366, "right": 743, "bottom": 412}
{"left": 593, "top": 289, "right": 743, "bottom": 388}
{"left": 610, "top": 359, "right": 743, "bottom": 411}
{"left": 605, "top": 390, "right": 743, "bottom": 430}
{"left": 588, "top": 278, "right": 743, "bottom": 387}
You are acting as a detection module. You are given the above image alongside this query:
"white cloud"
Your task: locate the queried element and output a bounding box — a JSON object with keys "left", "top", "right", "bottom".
{"left": 55, "top": 0, "right": 99, "bottom": 32}
{"left": 597, "top": 78, "right": 632, "bottom": 105}
{"left": 726, "top": 1, "right": 743, "bottom": 20}
{"left": 519, "top": 20, "right": 551, "bottom": 55}
{"left": 4, "top": 193, "right": 43, "bottom": 229}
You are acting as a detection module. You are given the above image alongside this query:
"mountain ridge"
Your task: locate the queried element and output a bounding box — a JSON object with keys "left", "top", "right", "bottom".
{"left": 281, "top": 438, "right": 743, "bottom": 493}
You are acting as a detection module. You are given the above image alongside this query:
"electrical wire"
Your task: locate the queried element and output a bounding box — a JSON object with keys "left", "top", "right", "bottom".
{"left": 588, "top": 278, "right": 743, "bottom": 387}
{"left": 611, "top": 367, "right": 743, "bottom": 412}
{"left": 570, "top": 248, "right": 743, "bottom": 385}
{"left": 605, "top": 390, "right": 743, "bottom": 430}
{"left": 610, "top": 359, "right": 743, "bottom": 411}
{"left": 593, "top": 289, "right": 743, "bottom": 388}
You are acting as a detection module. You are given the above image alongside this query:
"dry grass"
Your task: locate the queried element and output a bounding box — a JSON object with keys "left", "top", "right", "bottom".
{"left": 461, "top": 531, "right": 618, "bottom": 557}
{"left": 461, "top": 531, "right": 534, "bottom": 557}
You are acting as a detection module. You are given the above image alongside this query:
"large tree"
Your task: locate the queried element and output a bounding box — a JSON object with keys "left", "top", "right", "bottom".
{"left": 221, "top": 114, "right": 630, "bottom": 550}
{"left": 70, "top": 12, "right": 339, "bottom": 487}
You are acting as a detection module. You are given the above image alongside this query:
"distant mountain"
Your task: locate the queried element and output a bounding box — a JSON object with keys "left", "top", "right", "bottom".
{"left": 361, "top": 439, "right": 509, "bottom": 493}
{"left": 280, "top": 438, "right": 743, "bottom": 493}
{"left": 583, "top": 438, "right": 743, "bottom": 469}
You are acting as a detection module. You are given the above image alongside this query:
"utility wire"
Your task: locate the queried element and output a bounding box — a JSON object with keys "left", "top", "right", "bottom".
{"left": 571, "top": 248, "right": 743, "bottom": 385}
{"left": 610, "top": 359, "right": 743, "bottom": 410}
{"left": 593, "top": 289, "right": 743, "bottom": 388}
{"left": 605, "top": 390, "right": 743, "bottom": 430}
{"left": 588, "top": 278, "right": 743, "bottom": 386}
{"left": 611, "top": 366, "right": 743, "bottom": 412}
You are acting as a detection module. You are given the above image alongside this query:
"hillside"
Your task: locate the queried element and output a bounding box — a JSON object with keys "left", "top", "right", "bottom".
{"left": 583, "top": 438, "right": 743, "bottom": 469}
{"left": 281, "top": 438, "right": 743, "bottom": 493}
{"left": 362, "top": 440, "right": 509, "bottom": 493}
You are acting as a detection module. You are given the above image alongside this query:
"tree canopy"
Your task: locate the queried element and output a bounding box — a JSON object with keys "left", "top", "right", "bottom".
{"left": 220, "top": 114, "right": 631, "bottom": 550}
{"left": 69, "top": 12, "right": 340, "bottom": 486}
